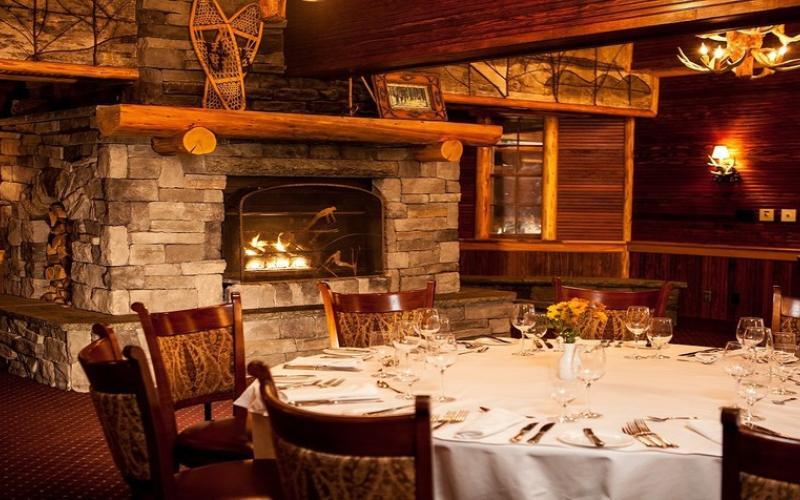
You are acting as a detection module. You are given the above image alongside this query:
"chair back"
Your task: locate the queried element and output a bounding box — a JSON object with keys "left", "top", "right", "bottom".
{"left": 318, "top": 281, "right": 436, "bottom": 348}
{"left": 553, "top": 278, "right": 672, "bottom": 340}
{"left": 247, "top": 361, "right": 433, "bottom": 500}
{"left": 721, "top": 407, "right": 800, "bottom": 499}
{"left": 772, "top": 286, "right": 800, "bottom": 334}
{"left": 132, "top": 293, "right": 246, "bottom": 419}
{"left": 79, "top": 325, "right": 177, "bottom": 498}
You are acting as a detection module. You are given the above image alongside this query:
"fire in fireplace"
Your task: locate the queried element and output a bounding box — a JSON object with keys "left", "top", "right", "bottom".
{"left": 223, "top": 178, "right": 384, "bottom": 282}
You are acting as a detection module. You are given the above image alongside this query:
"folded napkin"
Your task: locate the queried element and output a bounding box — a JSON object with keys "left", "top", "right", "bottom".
{"left": 686, "top": 420, "right": 722, "bottom": 445}
{"left": 281, "top": 382, "right": 379, "bottom": 404}
{"left": 285, "top": 355, "right": 363, "bottom": 370}
{"left": 233, "top": 382, "right": 263, "bottom": 414}
{"left": 446, "top": 408, "right": 526, "bottom": 440}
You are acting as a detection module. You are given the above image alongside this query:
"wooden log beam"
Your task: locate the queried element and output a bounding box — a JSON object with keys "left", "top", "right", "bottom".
{"left": 445, "top": 94, "right": 658, "bottom": 119}
{"left": 284, "top": 0, "right": 800, "bottom": 78}
{"left": 0, "top": 58, "right": 139, "bottom": 82}
{"left": 413, "top": 140, "right": 463, "bottom": 162}
{"left": 96, "top": 105, "right": 502, "bottom": 146}
{"left": 151, "top": 127, "right": 218, "bottom": 156}
{"left": 542, "top": 116, "right": 558, "bottom": 241}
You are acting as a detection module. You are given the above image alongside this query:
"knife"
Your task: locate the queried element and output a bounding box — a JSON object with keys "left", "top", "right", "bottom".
{"left": 291, "top": 397, "right": 383, "bottom": 407}
{"left": 679, "top": 348, "right": 721, "bottom": 357}
{"left": 510, "top": 422, "right": 539, "bottom": 443}
{"left": 527, "top": 422, "right": 555, "bottom": 444}
{"left": 283, "top": 365, "right": 361, "bottom": 371}
{"left": 583, "top": 428, "right": 605, "bottom": 447}
{"left": 478, "top": 334, "right": 511, "bottom": 344}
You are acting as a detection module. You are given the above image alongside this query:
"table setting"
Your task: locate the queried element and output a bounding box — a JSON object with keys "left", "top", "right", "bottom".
{"left": 234, "top": 306, "right": 800, "bottom": 500}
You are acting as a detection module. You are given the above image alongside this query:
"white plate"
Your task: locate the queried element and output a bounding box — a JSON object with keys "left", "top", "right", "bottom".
{"left": 557, "top": 431, "right": 635, "bottom": 448}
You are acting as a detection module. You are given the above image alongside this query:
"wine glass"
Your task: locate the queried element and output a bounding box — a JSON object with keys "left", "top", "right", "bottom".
{"left": 736, "top": 317, "right": 764, "bottom": 344}
{"left": 625, "top": 306, "right": 651, "bottom": 358}
{"left": 415, "top": 308, "right": 442, "bottom": 341}
{"left": 771, "top": 332, "right": 797, "bottom": 395}
{"left": 737, "top": 369, "right": 771, "bottom": 426}
{"left": 573, "top": 344, "right": 607, "bottom": 419}
{"left": 528, "top": 313, "right": 550, "bottom": 352}
{"left": 426, "top": 333, "right": 458, "bottom": 402}
{"left": 393, "top": 336, "right": 421, "bottom": 400}
{"left": 549, "top": 363, "right": 579, "bottom": 423}
{"left": 511, "top": 303, "right": 536, "bottom": 356}
{"left": 722, "top": 341, "right": 753, "bottom": 405}
{"left": 647, "top": 317, "right": 673, "bottom": 359}
{"left": 742, "top": 326, "right": 767, "bottom": 361}
{"left": 368, "top": 331, "right": 398, "bottom": 379}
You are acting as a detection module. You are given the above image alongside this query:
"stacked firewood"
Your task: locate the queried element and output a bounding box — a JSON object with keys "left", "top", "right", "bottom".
{"left": 41, "top": 203, "right": 72, "bottom": 305}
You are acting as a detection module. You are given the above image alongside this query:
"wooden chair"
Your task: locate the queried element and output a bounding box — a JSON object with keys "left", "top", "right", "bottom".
{"left": 772, "top": 286, "right": 800, "bottom": 334}
{"left": 132, "top": 293, "right": 252, "bottom": 467}
{"left": 247, "top": 360, "right": 433, "bottom": 500}
{"left": 318, "top": 281, "right": 436, "bottom": 348}
{"left": 79, "top": 324, "right": 280, "bottom": 500}
{"left": 553, "top": 278, "right": 673, "bottom": 340}
{"left": 721, "top": 407, "right": 800, "bottom": 499}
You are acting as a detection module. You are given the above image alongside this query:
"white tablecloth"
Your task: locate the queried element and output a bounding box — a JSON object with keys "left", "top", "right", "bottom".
{"left": 237, "top": 343, "right": 800, "bottom": 500}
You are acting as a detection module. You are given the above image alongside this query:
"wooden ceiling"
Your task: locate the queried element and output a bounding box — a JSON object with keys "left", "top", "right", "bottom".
{"left": 284, "top": 0, "right": 800, "bottom": 78}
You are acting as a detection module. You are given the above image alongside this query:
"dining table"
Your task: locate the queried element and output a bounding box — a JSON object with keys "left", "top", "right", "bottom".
{"left": 235, "top": 339, "right": 800, "bottom": 500}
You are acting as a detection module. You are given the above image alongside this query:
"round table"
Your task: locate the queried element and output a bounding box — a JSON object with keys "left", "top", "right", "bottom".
{"left": 240, "top": 341, "right": 800, "bottom": 500}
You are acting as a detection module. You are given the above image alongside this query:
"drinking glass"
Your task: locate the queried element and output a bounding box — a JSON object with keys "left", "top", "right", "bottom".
{"left": 368, "top": 331, "right": 398, "bottom": 379}
{"left": 549, "top": 364, "right": 579, "bottom": 423}
{"left": 771, "top": 332, "right": 797, "bottom": 395}
{"left": 625, "top": 306, "right": 651, "bottom": 358}
{"left": 393, "top": 336, "right": 422, "bottom": 400}
{"left": 722, "top": 341, "right": 753, "bottom": 404}
{"left": 736, "top": 317, "right": 765, "bottom": 344}
{"left": 415, "top": 308, "right": 442, "bottom": 341}
{"left": 737, "top": 369, "right": 771, "bottom": 426}
{"left": 511, "top": 303, "right": 536, "bottom": 356}
{"left": 647, "top": 317, "right": 673, "bottom": 359}
{"left": 426, "top": 333, "right": 458, "bottom": 402}
{"left": 573, "top": 344, "right": 607, "bottom": 419}
{"left": 528, "top": 313, "right": 550, "bottom": 352}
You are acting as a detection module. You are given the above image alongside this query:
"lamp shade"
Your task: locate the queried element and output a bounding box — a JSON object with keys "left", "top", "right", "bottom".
{"left": 711, "top": 145, "right": 731, "bottom": 160}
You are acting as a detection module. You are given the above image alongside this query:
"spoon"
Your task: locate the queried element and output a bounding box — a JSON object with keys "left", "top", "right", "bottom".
{"left": 377, "top": 379, "right": 404, "bottom": 394}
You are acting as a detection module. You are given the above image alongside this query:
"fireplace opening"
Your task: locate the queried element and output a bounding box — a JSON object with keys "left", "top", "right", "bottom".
{"left": 223, "top": 177, "right": 384, "bottom": 282}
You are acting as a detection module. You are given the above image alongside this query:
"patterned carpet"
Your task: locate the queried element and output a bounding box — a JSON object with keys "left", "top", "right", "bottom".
{"left": 0, "top": 318, "right": 730, "bottom": 499}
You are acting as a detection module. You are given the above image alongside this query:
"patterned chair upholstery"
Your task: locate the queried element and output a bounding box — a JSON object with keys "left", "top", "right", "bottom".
{"left": 80, "top": 324, "right": 280, "bottom": 499}
{"left": 132, "top": 294, "right": 253, "bottom": 467}
{"left": 248, "top": 361, "right": 434, "bottom": 500}
{"left": 318, "top": 282, "right": 436, "bottom": 348}
{"left": 721, "top": 407, "right": 800, "bottom": 500}
{"left": 772, "top": 286, "right": 800, "bottom": 335}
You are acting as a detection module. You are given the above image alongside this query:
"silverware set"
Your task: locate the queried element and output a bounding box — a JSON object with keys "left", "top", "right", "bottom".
{"left": 277, "top": 377, "right": 345, "bottom": 389}
{"left": 623, "top": 419, "right": 678, "bottom": 448}
{"left": 507, "top": 421, "right": 555, "bottom": 444}
{"left": 431, "top": 410, "right": 469, "bottom": 430}
{"left": 646, "top": 415, "right": 698, "bottom": 422}
{"left": 458, "top": 346, "right": 489, "bottom": 355}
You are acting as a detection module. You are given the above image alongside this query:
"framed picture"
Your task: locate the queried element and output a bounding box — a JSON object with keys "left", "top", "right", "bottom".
{"left": 371, "top": 72, "right": 448, "bottom": 121}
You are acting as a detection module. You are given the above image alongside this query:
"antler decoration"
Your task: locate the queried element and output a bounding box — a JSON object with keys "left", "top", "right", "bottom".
{"left": 677, "top": 25, "right": 800, "bottom": 79}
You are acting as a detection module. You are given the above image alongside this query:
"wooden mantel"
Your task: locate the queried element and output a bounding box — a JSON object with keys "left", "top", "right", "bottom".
{"left": 0, "top": 59, "right": 139, "bottom": 83}
{"left": 96, "top": 104, "right": 503, "bottom": 146}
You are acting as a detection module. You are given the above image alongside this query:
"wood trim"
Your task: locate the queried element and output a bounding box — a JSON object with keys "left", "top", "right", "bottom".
{"left": 444, "top": 94, "right": 658, "bottom": 118}
{"left": 0, "top": 58, "right": 139, "bottom": 82}
{"left": 629, "top": 241, "right": 800, "bottom": 262}
{"left": 460, "top": 239, "right": 627, "bottom": 253}
{"left": 474, "top": 117, "right": 494, "bottom": 239}
{"left": 542, "top": 116, "right": 558, "bottom": 241}
{"left": 623, "top": 118, "right": 635, "bottom": 243}
{"left": 413, "top": 140, "right": 463, "bottom": 162}
{"left": 96, "top": 104, "right": 502, "bottom": 146}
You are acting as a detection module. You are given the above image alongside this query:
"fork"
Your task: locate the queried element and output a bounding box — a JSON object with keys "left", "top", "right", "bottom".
{"left": 634, "top": 419, "right": 678, "bottom": 448}
{"left": 623, "top": 421, "right": 661, "bottom": 447}
{"left": 646, "top": 415, "right": 699, "bottom": 422}
{"left": 432, "top": 410, "right": 468, "bottom": 430}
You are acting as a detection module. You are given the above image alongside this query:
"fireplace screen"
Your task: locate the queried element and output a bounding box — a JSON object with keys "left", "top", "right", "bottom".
{"left": 223, "top": 182, "right": 384, "bottom": 281}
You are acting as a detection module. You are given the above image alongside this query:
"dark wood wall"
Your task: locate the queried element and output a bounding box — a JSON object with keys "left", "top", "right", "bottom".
{"left": 634, "top": 71, "right": 800, "bottom": 247}
{"left": 461, "top": 250, "right": 624, "bottom": 278}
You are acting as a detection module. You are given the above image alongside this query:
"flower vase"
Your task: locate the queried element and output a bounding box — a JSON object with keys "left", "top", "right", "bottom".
{"left": 559, "top": 343, "right": 577, "bottom": 380}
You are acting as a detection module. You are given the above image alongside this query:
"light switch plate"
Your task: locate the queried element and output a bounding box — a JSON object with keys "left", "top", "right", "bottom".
{"left": 759, "top": 209, "right": 775, "bottom": 222}
{"left": 781, "top": 209, "right": 797, "bottom": 223}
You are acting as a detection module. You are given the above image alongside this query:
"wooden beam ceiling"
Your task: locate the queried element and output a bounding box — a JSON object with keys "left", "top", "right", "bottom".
{"left": 284, "top": 0, "right": 800, "bottom": 78}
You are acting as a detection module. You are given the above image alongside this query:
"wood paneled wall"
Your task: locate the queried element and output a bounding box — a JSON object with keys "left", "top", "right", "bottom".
{"left": 557, "top": 116, "right": 626, "bottom": 241}
{"left": 634, "top": 70, "right": 800, "bottom": 247}
{"left": 458, "top": 146, "right": 477, "bottom": 239}
{"left": 461, "top": 250, "right": 624, "bottom": 278}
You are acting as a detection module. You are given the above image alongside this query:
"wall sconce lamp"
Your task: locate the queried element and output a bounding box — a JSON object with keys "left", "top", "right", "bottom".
{"left": 708, "top": 144, "right": 740, "bottom": 182}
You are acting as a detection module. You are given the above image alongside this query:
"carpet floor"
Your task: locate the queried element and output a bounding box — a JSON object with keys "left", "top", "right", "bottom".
{"left": 0, "top": 318, "right": 731, "bottom": 499}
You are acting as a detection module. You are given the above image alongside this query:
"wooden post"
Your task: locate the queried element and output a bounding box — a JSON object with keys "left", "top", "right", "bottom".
{"left": 151, "top": 127, "right": 217, "bottom": 156}
{"left": 413, "top": 140, "right": 463, "bottom": 162}
{"left": 542, "top": 116, "right": 559, "bottom": 241}
{"left": 474, "top": 118, "right": 494, "bottom": 240}
{"left": 621, "top": 117, "right": 636, "bottom": 278}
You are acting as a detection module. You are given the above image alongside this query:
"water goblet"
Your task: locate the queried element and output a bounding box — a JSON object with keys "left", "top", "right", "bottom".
{"left": 511, "top": 303, "right": 536, "bottom": 356}
{"left": 625, "top": 306, "right": 651, "bottom": 359}
{"left": 415, "top": 308, "right": 442, "bottom": 342}
{"left": 393, "top": 336, "right": 421, "bottom": 400}
{"left": 770, "top": 332, "right": 797, "bottom": 395}
{"left": 549, "top": 365, "right": 579, "bottom": 423}
{"left": 736, "top": 317, "right": 764, "bottom": 345}
{"left": 528, "top": 313, "right": 550, "bottom": 352}
{"left": 722, "top": 341, "right": 753, "bottom": 406}
{"left": 573, "top": 343, "right": 607, "bottom": 419}
{"left": 737, "top": 369, "right": 771, "bottom": 426}
{"left": 647, "top": 317, "right": 673, "bottom": 359}
{"left": 368, "top": 331, "right": 398, "bottom": 379}
{"left": 742, "top": 326, "right": 767, "bottom": 361}
{"left": 426, "top": 333, "right": 458, "bottom": 402}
